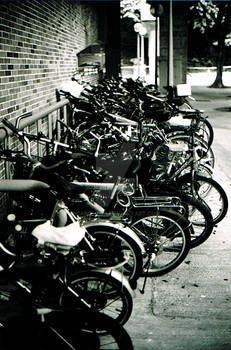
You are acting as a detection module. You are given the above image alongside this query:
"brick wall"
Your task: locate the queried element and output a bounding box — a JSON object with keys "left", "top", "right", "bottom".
{"left": 0, "top": 0, "right": 99, "bottom": 122}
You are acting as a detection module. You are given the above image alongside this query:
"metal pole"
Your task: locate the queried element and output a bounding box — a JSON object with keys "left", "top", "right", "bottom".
{"left": 168, "top": 0, "right": 174, "bottom": 86}
{"left": 137, "top": 33, "right": 141, "bottom": 77}
{"left": 140, "top": 33, "right": 145, "bottom": 79}
{"left": 155, "top": 17, "right": 158, "bottom": 88}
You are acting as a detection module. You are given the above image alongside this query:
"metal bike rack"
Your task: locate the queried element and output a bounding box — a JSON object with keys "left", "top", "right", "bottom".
{"left": 0, "top": 98, "right": 72, "bottom": 218}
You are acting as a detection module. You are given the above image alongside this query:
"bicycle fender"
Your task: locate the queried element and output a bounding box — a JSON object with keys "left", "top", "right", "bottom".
{"left": 70, "top": 267, "right": 134, "bottom": 296}
{"left": 84, "top": 221, "right": 145, "bottom": 254}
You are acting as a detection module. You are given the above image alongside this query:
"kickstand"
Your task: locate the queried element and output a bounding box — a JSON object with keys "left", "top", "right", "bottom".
{"left": 139, "top": 255, "right": 151, "bottom": 294}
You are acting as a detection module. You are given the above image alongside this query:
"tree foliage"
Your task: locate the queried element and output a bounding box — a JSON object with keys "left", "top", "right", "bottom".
{"left": 190, "top": 0, "right": 231, "bottom": 87}
{"left": 120, "top": 0, "right": 141, "bottom": 21}
{"left": 190, "top": 0, "right": 218, "bottom": 33}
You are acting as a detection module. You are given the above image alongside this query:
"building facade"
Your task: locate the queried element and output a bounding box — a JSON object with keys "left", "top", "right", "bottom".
{"left": 0, "top": 0, "right": 99, "bottom": 121}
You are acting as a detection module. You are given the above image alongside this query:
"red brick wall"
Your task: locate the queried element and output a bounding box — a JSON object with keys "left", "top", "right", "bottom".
{"left": 0, "top": 0, "right": 99, "bottom": 122}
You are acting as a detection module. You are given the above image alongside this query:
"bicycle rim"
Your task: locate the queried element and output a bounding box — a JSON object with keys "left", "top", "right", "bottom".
{"left": 178, "top": 174, "right": 228, "bottom": 225}
{"left": 130, "top": 209, "right": 191, "bottom": 276}
{"left": 85, "top": 225, "right": 143, "bottom": 287}
{"left": 179, "top": 194, "right": 214, "bottom": 248}
{"left": 144, "top": 186, "right": 214, "bottom": 248}
{"left": 59, "top": 270, "right": 133, "bottom": 325}
{"left": 166, "top": 134, "right": 215, "bottom": 169}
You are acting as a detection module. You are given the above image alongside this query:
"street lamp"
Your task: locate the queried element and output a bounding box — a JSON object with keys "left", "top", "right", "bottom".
{"left": 146, "top": 1, "right": 164, "bottom": 86}
{"left": 149, "top": 3, "right": 164, "bottom": 17}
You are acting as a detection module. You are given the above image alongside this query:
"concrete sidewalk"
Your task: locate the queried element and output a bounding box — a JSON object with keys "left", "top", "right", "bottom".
{"left": 191, "top": 86, "right": 231, "bottom": 131}
{"left": 125, "top": 86, "right": 231, "bottom": 350}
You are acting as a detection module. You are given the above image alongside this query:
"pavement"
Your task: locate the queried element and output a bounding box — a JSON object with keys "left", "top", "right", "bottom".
{"left": 125, "top": 85, "right": 231, "bottom": 350}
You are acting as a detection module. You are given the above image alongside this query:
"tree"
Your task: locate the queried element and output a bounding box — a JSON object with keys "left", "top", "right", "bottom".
{"left": 190, "top": 0, "right": 231, "bottom": 88}
{"left": 120, "top": 0, "right": 141, "bottom": 21}
{"left": 120, "top": 0, "right": 142, "bottom": 64}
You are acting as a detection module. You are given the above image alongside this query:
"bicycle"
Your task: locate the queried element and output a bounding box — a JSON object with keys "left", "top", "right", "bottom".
{"left": 0, "top": 251, "right": 134, "bottom": 350}
{"left": 0, "top": 178, "right": 134, "bottom": 325}
{"left": 1, "top": 117, "right": 193, "bottom": 279}
{"left": 150, "top": 131, "right": 228, "bottom": 225}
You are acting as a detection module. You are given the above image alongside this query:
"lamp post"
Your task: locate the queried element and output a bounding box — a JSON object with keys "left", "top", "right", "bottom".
{"left": 134, "top": 23, "right": 147, "bottom": 80}
{"left": 149, "top": 2, "right": 164, "bottom": 87}
{"left": 168, "top": 0, "right": 174, "bottom": 86}
{"left": 139, "top": 25, "right": 147, "bottom": 79}
{"left": 134, "top": 23, "right": 142, "bottom": 77}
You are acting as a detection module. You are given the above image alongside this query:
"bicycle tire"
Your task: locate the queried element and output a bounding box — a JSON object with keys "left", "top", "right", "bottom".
{"left": 129, "top": 208, "right": 191, "bottom": 276}
{"left": 85, "top": 224, "right": 143, "bottom": 288}
{"left": 2, "top": 309, "right": 134, "bottom": 350}
{"left": 59, "top": 269, "right": 133, "bottom": 326}
{"left": 43, "top": 309, "right": 134, "bottom": 350}
{"left": 177, "top": 174, "right": 228, "bottom": 225}
{"left": 166, "top": 117, "right": 214, "bottom": 148}
{"left": 175, "top": 192, "right": 215, "bottom": 248}
{"left": 145, "top": 185, "right": 214, "bottom": 248}
{"left": 199, "top": 118, "right": 214, "bottom": 149}
{"left": 165, "top": 133, "right": 215, "bottom": 169}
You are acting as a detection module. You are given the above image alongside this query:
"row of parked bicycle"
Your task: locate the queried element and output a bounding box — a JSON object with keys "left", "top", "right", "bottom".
{"left": 0, "top": 76, "right": 228, "bottom": 349}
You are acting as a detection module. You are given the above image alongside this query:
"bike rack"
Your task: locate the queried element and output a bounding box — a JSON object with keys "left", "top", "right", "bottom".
{"left": 0, "top": 97, "right": 72, "bottom": 219}
{"left": 0, "top": 99, "right": 70, "bottom": 142}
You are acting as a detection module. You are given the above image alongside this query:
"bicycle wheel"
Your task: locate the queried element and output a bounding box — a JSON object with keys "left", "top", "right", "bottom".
{"left": 144, "top": 185, "right": 214, "bottom": 248}
{"left": 43, "top": 309, "right": 134, "bottom": 350}
{"left": 174, "top": 192, "right": 214, "bottom": 248}
{"left": 130, "top": 208, "right": 191, "bottom": 276}
{"left": 197, "top": 118, "right": 214, "bottom": 149}
{"left": 168, "top": 117, "right": 214, "bottom": 148}
{"left": 177, "top": 174, "right": 228, "bottom": 225}
{"left": 59, "top": 269, "right": 133, "bottom": 325}
{"left": 165, "top": 133, "right": 215, "bottom": 169}
{"left": 166, "top": 112, "right": 214, "bottom": 148}
{"left": 2, "top": 309, "right": 134, "bottom": 350}
{"left": 84, "top": 224, "right": 143, "bottom": 288}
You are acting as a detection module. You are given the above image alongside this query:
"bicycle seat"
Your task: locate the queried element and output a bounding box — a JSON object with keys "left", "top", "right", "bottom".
{"left": 0, "top": 179, "right": 50, "bottom": 192}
